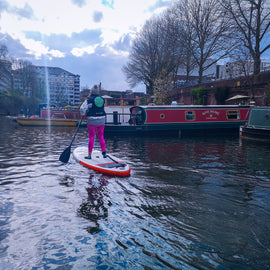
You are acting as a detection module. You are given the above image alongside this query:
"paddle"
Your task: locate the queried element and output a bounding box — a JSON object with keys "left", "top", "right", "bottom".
{"left": 107, "top": 154, "right": 126, "bottom": 167}
{"left": 59, "top": 117, "right": 84, "bottom": 163}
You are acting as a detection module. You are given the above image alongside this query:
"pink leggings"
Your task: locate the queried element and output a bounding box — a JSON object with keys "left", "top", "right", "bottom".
{"left": 87, "top": 125, "right": 106, "bottom": 154}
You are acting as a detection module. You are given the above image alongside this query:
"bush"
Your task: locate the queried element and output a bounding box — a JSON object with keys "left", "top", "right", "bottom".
{"left": 191, "top": 87, "right": 207, "bottom": 105}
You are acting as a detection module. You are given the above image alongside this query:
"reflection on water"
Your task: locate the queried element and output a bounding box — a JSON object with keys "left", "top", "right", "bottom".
{"left": 78, "top": 175, "right": 110, "bottom": 234}
{"left": 0, "top": 116, "right": 270, "bottom": 269}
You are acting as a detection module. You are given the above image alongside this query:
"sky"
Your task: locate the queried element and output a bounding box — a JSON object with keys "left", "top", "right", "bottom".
{"left": 0, "top": 0, "right": 172, "bottom": 92}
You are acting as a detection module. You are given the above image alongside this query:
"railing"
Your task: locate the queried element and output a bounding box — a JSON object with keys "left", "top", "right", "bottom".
{"left": 105, "top": 111, "right": 131, "bottom": 125}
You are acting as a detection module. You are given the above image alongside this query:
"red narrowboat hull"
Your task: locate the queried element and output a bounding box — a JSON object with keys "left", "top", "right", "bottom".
{"left": 144, "top": 106, "right": 250, "bottom": 124}
{"left": 104, "top": 105, "right": 250, "bottom": 136}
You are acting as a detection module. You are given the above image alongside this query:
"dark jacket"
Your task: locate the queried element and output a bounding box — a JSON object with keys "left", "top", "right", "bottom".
{"left": 86, "top": 94, "right": 106, "bottom": 118}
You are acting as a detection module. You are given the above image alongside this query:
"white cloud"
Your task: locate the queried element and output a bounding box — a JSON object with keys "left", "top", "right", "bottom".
{"left": 0, "top": 0, "right": 172, "bottom": 90}
{"left": 19, "top": 37, "right": 48, "bottom": 58}
{"left": 71, "top": 45, "right": 98, "bottom": 57}
{"left": 3, "top": 0, "right": 170, "bottom": 49}
{"left": 16, "top": 36, "right": 65, "bottom": 59}
{"left": 49, "top": 49, "right": 65, "bottom": 58}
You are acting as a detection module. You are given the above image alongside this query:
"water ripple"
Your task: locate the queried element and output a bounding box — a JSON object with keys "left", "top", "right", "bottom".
{"left": 1, "top": 119, "right": 270, "bottom": 269}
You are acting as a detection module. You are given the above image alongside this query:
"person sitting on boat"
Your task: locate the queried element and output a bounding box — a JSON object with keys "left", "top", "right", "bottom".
{"left": 80, "top": 86, "right": 107, "bottom": 159}
{"left": 128, "top": 107, "right": 143, "bottom": 125}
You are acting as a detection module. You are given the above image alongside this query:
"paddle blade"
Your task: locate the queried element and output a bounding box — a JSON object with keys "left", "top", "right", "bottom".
{"left": 59, "top": 146, "right": 71, "bottom": 163}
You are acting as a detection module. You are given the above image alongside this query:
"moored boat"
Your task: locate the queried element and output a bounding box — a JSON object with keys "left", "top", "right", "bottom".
{"left": 240, "top": 107, "right": 270, "bottom": 141}
{"left": 105, "top": 105, "right": 251, "bottom": 136}
{"left": 15, "top": 105, "right": 251, "bottom": 134}
{"left": 16, "top": 117, "right": 81, "bottom": 127}
{"left": 16, "top": 107, "right": 84, "bottom": 127}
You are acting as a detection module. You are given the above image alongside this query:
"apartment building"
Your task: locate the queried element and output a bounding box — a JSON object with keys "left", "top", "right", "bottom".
{"left": 217, "top": 60, "right": 270, "bottom": 80}
{"left": 177, "top": 59, "right": 270, "bottom": 85}
{"left": 33, "top": 66, "right": 80, "bottom": 106}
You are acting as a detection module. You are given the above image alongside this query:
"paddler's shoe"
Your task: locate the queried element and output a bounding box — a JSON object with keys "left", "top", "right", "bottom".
{"left": 85, "top": 156, "right": 91, "bottom": 159}
{"left": 102, "top": 151, "right": 107, "bottom": 158}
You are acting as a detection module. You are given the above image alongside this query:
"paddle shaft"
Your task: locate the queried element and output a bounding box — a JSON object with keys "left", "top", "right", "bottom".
{"left": 69, "top": 117, "right": 83, "bottom": 146}
{"left": 59, "top": 117, "right": 84, "bottom": 163}
{"left": 107, "top": 154, "right": 126, "bottom": 167}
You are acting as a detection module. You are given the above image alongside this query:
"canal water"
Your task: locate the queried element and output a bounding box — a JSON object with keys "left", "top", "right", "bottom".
{"left": 1, "top": 116, "right": 270, "bottom": 270}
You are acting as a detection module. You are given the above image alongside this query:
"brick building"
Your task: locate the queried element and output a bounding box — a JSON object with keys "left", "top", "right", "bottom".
{"left": 172, "top": 71, "right": 270, "bottom": 106}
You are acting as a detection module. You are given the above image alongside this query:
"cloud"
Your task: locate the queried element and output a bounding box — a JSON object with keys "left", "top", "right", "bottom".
{"left": 24, "top": 29, "right": 103, "bottom": 55}
{"left": 71, "top": 45, "right": 97, "bottom": 57}
{"left": 71, "top": 0, "right": 87, "bottom": 8}
{"left": 0, "top": 0, "right": 35, "bottom": 20}
{"left": 0, "top": 0, "right": 172, "bottom": 91}
{"left": 112, "top": 33, "right": 132, "bottom": 53}
{"left": 0, "top": 0, "right": 9, "bottom": 18}
{"left": 148, "top": 0, "right": 171, "bottom": 12}
{"left": 33, "top": 51, "right": 132, "bottom": 91}
{"left": 20, "top": 38, "right": 65, "bottom": 60}
{"left": 93, "top": 11, "right": 103, "bottom": 23}
{"left": 10, "top": 3, "right": 35, "bottom": 19}
{"left": 0, "top": 32, "right": 29, "bottom": 59}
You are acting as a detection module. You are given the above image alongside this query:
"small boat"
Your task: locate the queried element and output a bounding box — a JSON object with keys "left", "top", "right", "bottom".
{"left": 104, "top": 105, "right": 251, "bottom": 136}
{"left": 16, "top": 117, "right": 81, "bottom": 127}
{"left": 240, "top": 107, "right": 270, "bottom": 141}
{"left": 16, "top": 108, "right": 84, "bottom": 127}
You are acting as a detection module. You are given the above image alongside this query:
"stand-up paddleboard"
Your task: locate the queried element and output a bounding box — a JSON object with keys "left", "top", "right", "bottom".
{"left": 73, "top": 146, "right": 130, "bottom": 177}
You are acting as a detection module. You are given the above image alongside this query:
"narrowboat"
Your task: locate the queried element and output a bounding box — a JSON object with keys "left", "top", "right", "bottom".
{"left": 105, "top": 105, "right": 251, "bottom": 136}
{"left": 240, "top": 107, "right": 270, "bottom": 141}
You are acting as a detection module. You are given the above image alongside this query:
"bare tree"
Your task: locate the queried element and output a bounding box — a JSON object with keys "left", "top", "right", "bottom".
{"left": 122, "top": 19, "right": 156, "bottom": 95}
{"left": 172, "top": 1, "right": 197, "bottom": 83}
{"left": 0, "top": 44, "right": 8, "bottom": 59}
{"left": 158, "top": 9, "right": 184, "bottom": 87}
{"left": 220, "top": 0, "right": 270, "bottom": 75}
{"left": 230, "top": 45, "right": 257, "bottom": 97}
{"left": 12, "top": 59, "right": 34, "bottom": 96}
{"left": 122, "top": 12, "right": 184, "bottom": 95}
{"left": 12, "top": 58, "right": 44, "bottom": 99}
{"left": 183, "top": 0, "right": 233, "bottom": 83}
{"left": 0, "top": 45, "right": 11, "bottom": 94}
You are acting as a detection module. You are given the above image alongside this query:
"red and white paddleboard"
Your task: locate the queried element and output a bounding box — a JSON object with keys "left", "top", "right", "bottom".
{"left": 73, "top": 146, "right": 130, "bottom": 177}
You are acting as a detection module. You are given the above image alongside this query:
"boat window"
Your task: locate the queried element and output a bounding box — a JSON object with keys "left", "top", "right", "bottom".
{"left": 227, "top": 110, "right": 240, "bottom": 120}
{"left": 185, "top": 111, "right": 195, "bottom": 121}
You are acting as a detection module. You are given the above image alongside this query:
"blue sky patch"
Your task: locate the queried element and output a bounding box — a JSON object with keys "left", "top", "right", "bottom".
{"left": 102, "top": 0, "right": 114, "bottom": 9}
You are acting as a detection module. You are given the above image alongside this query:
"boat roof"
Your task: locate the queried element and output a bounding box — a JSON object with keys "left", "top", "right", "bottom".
{"left": 135, "top": 105, "right": 251, "bottom": 109}
{"left": 247, "top": 107, "right": 270, "bottom": 128}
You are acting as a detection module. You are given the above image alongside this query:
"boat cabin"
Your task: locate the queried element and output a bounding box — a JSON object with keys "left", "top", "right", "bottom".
{"left": 104, "top": 105, "right": 251, "bottom": 136}
{"left": 127, "top": 105, "right": 250, "bottom": 125}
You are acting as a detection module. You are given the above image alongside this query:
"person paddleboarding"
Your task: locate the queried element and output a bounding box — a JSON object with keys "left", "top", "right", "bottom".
{"left": 80, "top": 85, "right": 107, "bottom": 159}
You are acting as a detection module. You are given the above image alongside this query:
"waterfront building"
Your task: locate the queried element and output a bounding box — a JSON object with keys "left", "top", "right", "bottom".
{"left": 80, "top": 84, "right": 144, "bottom": 106}
{"left": 220, "top": 60, "right": 270, "bottom": 80}
{"left": 33, "top": 66, "right": 80, "bottom": 106}
{"left": 176, "top": 59, "right": 270, "bottom": 86}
